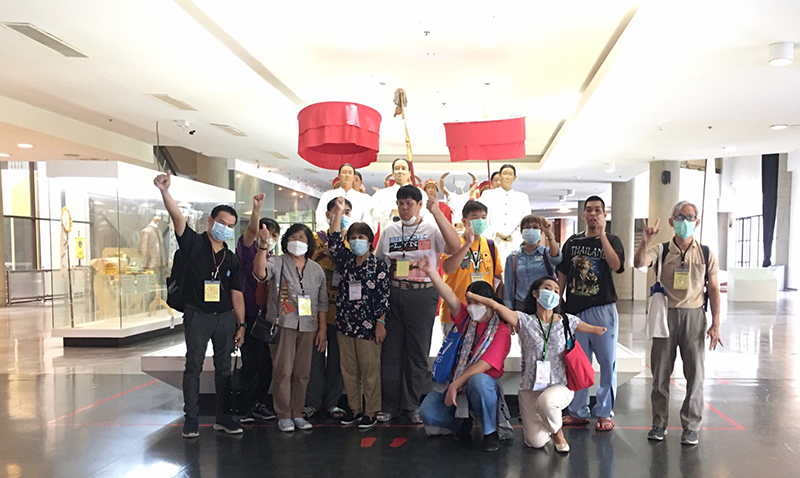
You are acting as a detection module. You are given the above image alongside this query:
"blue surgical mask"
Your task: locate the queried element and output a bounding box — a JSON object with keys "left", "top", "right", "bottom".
{"left": 673, "top": 220, "right": 696, "bottom": 239}
{"left": 210, "top": 221, "right": 234, "bottom": 242}
{"left": 340, "top": 215, "right": 351, "bottom": 230}
{"left": 351, "top": 238, "right": 369, "bottom": 256}
{"left": 470, "top": 219, "right": 488, "bottom": 236}
{"left": 522, "top": 228, "right": 541, "bottom": 245}
{"left": 536, "top": 289, "right": 560, "bottom": 311}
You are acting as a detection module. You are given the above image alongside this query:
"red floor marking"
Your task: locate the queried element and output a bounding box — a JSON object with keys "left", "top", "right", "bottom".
{"left": 361, "top": 437, "right": 376, "bottom": 448}
{"left": 389, "top": 437, "right": 407, "bottom": 448}
{"left": 715, "top": 378, "right": 732, "bottom": 385}
{"left": 45, "top": 379, "right": 159, "bottom": 426}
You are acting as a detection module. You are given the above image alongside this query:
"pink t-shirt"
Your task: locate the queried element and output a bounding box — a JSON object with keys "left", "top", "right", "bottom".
{"left": 451, "top": 303, "right": 511, "bottom": 378}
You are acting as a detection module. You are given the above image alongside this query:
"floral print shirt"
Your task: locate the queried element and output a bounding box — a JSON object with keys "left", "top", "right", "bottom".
{"left": 329, "top": 231, "right": 391, "bottom": 340}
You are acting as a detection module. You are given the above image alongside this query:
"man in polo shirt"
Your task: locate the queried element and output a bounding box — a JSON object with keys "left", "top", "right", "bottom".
{"left": 155, "top": 172, "right": 246, "bottom": 439}
{"left": 634, "top": 200, "right": 723, "bottom": 446}
{"left": 375, "top": 185, "right": 461, "bottom": 423}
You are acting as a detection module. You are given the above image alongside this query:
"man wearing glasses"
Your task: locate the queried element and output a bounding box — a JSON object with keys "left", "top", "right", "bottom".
{"left": 633, "top": 200, "right": 723, "bottom": 446}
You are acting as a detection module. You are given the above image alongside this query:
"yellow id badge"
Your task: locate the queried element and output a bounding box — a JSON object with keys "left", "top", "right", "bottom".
{"left": 395, "top": 260, "right": 410, "bottom": 278}
{"left": 673, "top": 269, "right": 690, "bottom": 290}
{"left": 204, "top": 280, "right": 221, "bottom": 302}
{"left": 298, "top": 295, "right": 312, "bottom": 317}
{"left": 471, "top": 273, "right": 485, "bottom": 283}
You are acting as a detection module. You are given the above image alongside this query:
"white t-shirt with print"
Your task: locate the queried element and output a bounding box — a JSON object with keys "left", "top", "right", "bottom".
{"left": 375, "top": 216, "right": 445, "bottom": 282}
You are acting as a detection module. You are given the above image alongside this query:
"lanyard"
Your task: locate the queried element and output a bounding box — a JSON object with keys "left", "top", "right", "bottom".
{"left": 673, "top": 238, "right": 691, "bottom": 267}
{"left": 295, "top": 262, "right": 306, "bottom": 295}
{"left": 536, "top": 315, "right": 554, "bottom": 361}
{"left": 468, "top": 239, "right": 483, "bottom": 271}
{"left": 400, "top": 222, "right": 421, "bottom": 259}
{"left": 210, "top": 248, "right": 226, "bottom": 280}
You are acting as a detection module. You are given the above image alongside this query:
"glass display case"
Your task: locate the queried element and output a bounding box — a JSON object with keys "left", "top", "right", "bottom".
{"left": 45, "top": 160, "right": 235, "bottom": 345}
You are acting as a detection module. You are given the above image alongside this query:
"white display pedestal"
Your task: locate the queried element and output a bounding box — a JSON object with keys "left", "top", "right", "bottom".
{"left": 728, "top": 267, "right": 777, "bottom": 302}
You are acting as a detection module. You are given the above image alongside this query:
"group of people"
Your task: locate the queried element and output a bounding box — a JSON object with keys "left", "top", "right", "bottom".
{"left": 154, "top": 158, "right": 723, "bottom": 453}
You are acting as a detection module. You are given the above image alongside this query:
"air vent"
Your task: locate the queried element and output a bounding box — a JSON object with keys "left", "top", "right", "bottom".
{"left": 3, "top": 23, "right": 88, "bottom": 58}
{"left": 303, "top": 168, "right": 318, "bottom": 174}
{"left": 267, "top": 151, "right": 289, "bottom": 159}
{"left": 149, "top": 94, "right": 197, "bottom": 111}
{"left": 211, "top": 124, "right": 246, "bottom": 137}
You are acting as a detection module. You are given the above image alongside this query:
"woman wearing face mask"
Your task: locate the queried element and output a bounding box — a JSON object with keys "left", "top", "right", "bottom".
{"left": 326, "top": 197, "right": 390, "bottom": 430}
{"left": 503, "top": 215, "right": 561, "bottom": 310}
{"left": 417, "top": 255, "right": 512, "bottom": 453}
{"left": 254, "top": 223, "right": 328, "bottom": 433}
{"left": 469, "top": 277, "right": 606, "bottom": 452}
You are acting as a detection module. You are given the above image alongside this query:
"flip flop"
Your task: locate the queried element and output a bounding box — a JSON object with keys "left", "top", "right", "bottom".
{"left": 328, "top": 407, "right": 345, "bottom": 420}
{"left": 562, "top": 415, "right": 590, "bottom": 426}
{"left": 596, "top": 418, "right": 615, "bottom": 431}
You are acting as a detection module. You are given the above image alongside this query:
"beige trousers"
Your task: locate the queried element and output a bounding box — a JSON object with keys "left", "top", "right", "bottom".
{"left": 270, "top": 327, "right": 316, "bottom": 420}
{"left": 519, "top": 385, "right": 575, "bottom": 448}
{"left": 337, "top": 333, "right": 382, "bottom": 416}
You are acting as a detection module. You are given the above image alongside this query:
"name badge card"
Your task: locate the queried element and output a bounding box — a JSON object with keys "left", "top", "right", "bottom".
{"left": 673, "top": 267, "right": 690, "bottom": 290}
{"left": 471, "top": 273, "right": 486, "bottom": 283}
{"left": 298, "top": 295, "right": 312, "bottom": 317}
{"left": 533, "top": 360, "right": 551, "bottom": 391}
{"left": 395, "top": 260, "right": 410, "bottom": 278}
{"left": 204, "top": 281, "right": 221, "bottom": 302}
{"left": 349, "top": 283, "right": 363, "bottom": 301}
{"left": 332, "top": 271, "right": 342, "bottom": 288}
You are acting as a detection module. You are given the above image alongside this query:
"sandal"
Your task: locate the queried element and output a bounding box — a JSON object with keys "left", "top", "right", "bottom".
{"left": 328, "top": 407, "right": 345, "bottom": 420}
{"left": 409, "top": 411, "right": 423, "bottom": 424}
{"left": 596, "top": 418, "right": 615, "bottom": 431}
{"left": 562, "top": 415, "right": 590, "bottom": 426}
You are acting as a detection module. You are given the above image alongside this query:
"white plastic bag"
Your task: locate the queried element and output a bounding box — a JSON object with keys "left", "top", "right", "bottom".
{"left": 646, "top": 243, "right": 670, "bottom": 339}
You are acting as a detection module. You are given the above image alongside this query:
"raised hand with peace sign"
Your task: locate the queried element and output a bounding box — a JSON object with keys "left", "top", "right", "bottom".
{"left": 641, "top": 218, "right": 661, "bottom": 246}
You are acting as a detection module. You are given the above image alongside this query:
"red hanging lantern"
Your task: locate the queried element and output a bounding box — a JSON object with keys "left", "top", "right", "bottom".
{"left": 298, "top": 102, "right": 382, "bottom": 170}
{"left": 443, "top": 117, "right": 526, "bottom": 162}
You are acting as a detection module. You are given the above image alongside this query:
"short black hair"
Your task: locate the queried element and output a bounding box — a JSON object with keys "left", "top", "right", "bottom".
{"left": 462, "top": 200, "right": 488, "bottom": 218}
{"left": 520, "top": 214, "right": 540, "bottom": 230}
{"left": 259, "top": 217, "right": 280, "bottom": 234}
{"left": 491, "top": 171, "right": 500, "bottom": 181}
{"left": 392, "top": 157, "right": 410, "bottom": 170}
{"left": 466, "top": 280, "right": 501, "bottom": 305}
{"left": 326, "top": 197, "right": 353, "bottom": 212}
{"left": 584, "top": 195, "right": 606, "bottom": 210}
{"left": 211, "top": 205, "right": 238, "bottom": 224}
{"left": 346, "top": 222, "right": 375, "bottom": 251}
{"left": 354, "top": 171, "right": 363, "bottom": 180}
{"left": 499, "top": 164, "right": 516, "bottom": 176}
{"left": 396, "top": 184, "right": 422, "bottom": 202}
{"left": 522, "top": 276, "right": 563, "bottom": 316}
{"left": 338, "top": 163, "right": 355, "bottom": 174}
{"left": 281, "top": 223, "right": 315, "bottom": 259}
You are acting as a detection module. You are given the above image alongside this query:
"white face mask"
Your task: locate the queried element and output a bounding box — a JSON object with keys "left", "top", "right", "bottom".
{"left": 287, "top": 240, "right": 308, "bottom": 257}
{"left": 400, "top": 216, "right": 418, "bottom": 226}
{"left": 267, "top": 238, "right": 277, "bottom": 251}
{"left": 467, "top": 304, "right": 489, "bottom": 323}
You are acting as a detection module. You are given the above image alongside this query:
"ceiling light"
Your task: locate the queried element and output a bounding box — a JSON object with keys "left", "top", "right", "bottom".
{"left": 770, "top": 124, "right": 788, "bottom": 130}
{"left": 769, "top": 42, "right": 794, "bottom": 66}
{"left": 426, "top": 52, "right": 436, "bottom": 57}
{"left": 0, "top": 153, "right": 10, "bottom": 158}
{"left": 604, "top": 163, "right": 615, "bottom": 173}
{"left": 481, "top": 75, "right": 493, "bottom": 86}
{"left": 558, "top": 195, "right": 567, "bottom": 201}
{"left": 723, "top": 146, "right": 738, "bottom": 152}
{"left": 567, "top": 189, "right": 575, "bottom": 196}
{"left": 17, "top": 143, "right": 33, "bottom": 149}
{"left": 557, "top": 206, "right": 571, "bottom": 213}
{"left": 211, "top": 124, "right": 246, "bottom": 137}
{"left": 149, "top": 94, "right": 197, "bottom": 111}
{"left": 3, "top": 23, "right": 88, "bottom": 58}
{"left": 268, "top": 151, "right": 289, "bottom": 160}
{"left": 63, "top": 153, "right": 80, "bottom": 157}
{"left": 292, "top": 192, "right": 297, "bottom": 196}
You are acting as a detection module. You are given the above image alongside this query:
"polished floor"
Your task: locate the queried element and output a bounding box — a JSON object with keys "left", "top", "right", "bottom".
{"left": 2, "top": 295, "right": 799, "bottom": 477}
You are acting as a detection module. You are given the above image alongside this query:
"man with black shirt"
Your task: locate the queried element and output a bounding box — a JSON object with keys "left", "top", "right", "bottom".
{"left": 154, "top": 172, "right": 246, "bottom": 438}
{"left": 557, "top": 196, "right": 625, "bottom": 431}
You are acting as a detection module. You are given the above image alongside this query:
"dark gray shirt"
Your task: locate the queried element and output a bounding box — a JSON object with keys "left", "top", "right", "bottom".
{"left": 263, "top": 254, "right": 328, "bottom": 332}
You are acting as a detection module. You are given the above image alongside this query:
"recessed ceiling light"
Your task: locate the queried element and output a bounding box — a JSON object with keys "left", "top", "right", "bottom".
{"left": 3, "top": 23, "right": 88, "bottom": 58}
{"left": 149, "top": 94, "right": 197, "bottom": 111}
{"left": 770, "top": 124, "right": 788, "bottom": 130}
{"left": 769, "top": 42, "right": 794, "bottom": 66}
{"left": 17, "top": 143, "right": 33, "bottom": 149}
{"left": 0, "top": 153, "right": 10, "bottom": 158}
{"left": 63, "top": 153, "right": 80, "bottom": 157}
{"left": 557, "top": 206, "right": 571, "bottom": 213}
{"left": 426, "top": 52, "right": 436, "bottom": 56}
{"left": 723, "top": 146, "right": 738, "bottom": 152}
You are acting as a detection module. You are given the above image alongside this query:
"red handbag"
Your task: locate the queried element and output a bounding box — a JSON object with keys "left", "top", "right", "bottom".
{"left": 563, "top": 321, "right": 595, "bottom": 391}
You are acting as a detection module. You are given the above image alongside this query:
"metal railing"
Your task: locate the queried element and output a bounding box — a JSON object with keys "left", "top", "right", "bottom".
{"left": 5, "top": 267, "right": 91, "bottom": 305}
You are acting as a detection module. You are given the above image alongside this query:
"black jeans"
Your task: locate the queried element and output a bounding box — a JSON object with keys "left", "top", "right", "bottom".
{"left": 306, "top": 326, "right": 343, "bottom": 413}
{"left": 182, "top": 307, "right": 236, "bottom": 420}
{"left": 240, "top": 314, "right": 274, "bottom": 408}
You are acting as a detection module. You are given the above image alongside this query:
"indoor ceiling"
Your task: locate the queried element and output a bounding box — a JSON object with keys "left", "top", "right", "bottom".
{"left": 0, "top": 0, "right": 799, "bottom": 208}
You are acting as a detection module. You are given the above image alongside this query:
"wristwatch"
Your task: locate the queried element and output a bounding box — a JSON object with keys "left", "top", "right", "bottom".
{"left": 236, "top": 322, "right": 246, "bottom": 329}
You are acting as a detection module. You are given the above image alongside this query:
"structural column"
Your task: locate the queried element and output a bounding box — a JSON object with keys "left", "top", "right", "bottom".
{"left": 611, "top": 179, "right": 635, "bottom": 300}
{"left": 577, "top": 200, "right": 586, "bottom": 232}
{"left": 648, "top": 161, "right": 681, "bottom": 245}
{"left": 0, "top": 168, "right": 6, "bottom": 306}
{"left": 196, "top": 156, "right": 230, "bottom": 190}
{"left": 775, "top": 153, "right": 792, "bottom": 289}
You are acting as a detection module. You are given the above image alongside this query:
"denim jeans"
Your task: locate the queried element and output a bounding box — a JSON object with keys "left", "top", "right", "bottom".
{"left": 419, "top": 373, "right": 499, "bottom": 435}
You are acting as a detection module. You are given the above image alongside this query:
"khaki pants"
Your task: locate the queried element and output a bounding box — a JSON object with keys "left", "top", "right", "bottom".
{"left": 337, "top": 333, "right": 382, "bottom": 416}
{"left": 519, "top": 386, "right": 574, "bottom": 449}
{"left": 270, "top": 327, "right": 316, "bottom": 420}
{"left": 650, "top": 307, "right": 706, "bottom": 430}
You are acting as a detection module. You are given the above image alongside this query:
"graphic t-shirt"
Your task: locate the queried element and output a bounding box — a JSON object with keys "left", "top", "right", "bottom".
{"left": 375, "top": 216, "right": 445, "bottom": 282}
{"left": 556, "top": 232, "right": 625, "bottom": 315}
{"left": 441, "top": 236, "right": 502, "bottom": 323}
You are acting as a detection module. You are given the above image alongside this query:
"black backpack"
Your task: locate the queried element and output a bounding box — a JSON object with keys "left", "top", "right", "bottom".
{"left": 166, "top": 247, "right": 188, "bottom": 312}
{"left": 660, "top": 241, "right": 710, "bottom": 311}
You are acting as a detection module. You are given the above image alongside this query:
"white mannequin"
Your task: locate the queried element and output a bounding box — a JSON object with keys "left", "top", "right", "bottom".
{"left": 440, "top": 172, "right": 477, "bottom": 225}
{"left": 369, "top": 158, "right": 428, "bottom": 232}
{"left": 477, "top": 164, "right": 531, "bottom": 263}
{"left": 315, "top": 163, "right": 372, "bottom": 229}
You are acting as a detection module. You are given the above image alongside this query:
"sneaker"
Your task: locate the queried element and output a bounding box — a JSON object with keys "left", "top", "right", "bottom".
{"left": 358, "top": 415, "right": 377, "bottom": 430}
{"left": 341, "top": 411, "right": 364, "bottom": 426}
{"left": 181, "top": 418, "right": 200, "bottom": 438}
{"left": 252, "top": 403, "right": 276, "bottom": 421}
{"left": 456, "top": 416, "right": 473, "bottom": 446}
{"left": 481, "top": 431, "right": 500, "bottom": 452}
{"left": 239, "top": 412, "right": 255, "bottom": 424}
{"left": 376, "top": 412, "right": 394, "bottom": 423}
{"left": 213, "top": 415, "right": 243, "bottom": 435}
{"left": 681, "top": 429, "right": 699, "bottom": 446}
{"left": 648, "top": 426, "right": 668, "bottom": 441}
{"left": 292, "top": 417, "right": 314, "bottom": 430}
{"left": 278, "top": 418, "right": 295, "bottom": 432}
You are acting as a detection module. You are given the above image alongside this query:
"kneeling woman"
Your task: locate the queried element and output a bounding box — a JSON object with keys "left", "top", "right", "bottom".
{"left": 468, "top": 277, "right": 606, "bottom": 452}
{"left": 417, "top": 255, "right": 511, "bottom": 453}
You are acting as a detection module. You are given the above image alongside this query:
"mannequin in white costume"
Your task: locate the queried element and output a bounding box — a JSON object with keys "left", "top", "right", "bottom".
{"left": 440, "top": 172, "right": 478, "bottom": 226}
{"left": 477, "top": 164, "right": 531, "bottom": 263}
{"left": 316, "top": 163, "right": 372, "bottom": 229}
{"left": 369, "top": 158, "right": 428, "bottom": 232}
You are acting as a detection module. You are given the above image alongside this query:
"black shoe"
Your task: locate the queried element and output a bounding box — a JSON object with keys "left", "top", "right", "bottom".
{"left": 456, "top": 416, "right": 473, "bottom": 446}
{"left": 341, "top": 411, "right": 364, "bottom": 426}
{"left": 252, "top": 403, "right": 276, "bottom": 421}
{"left": 213, "top": 415, "right": 243, "bottom": 435}
{"left": 358, "top": 415, "right": 378, "bottom": 430}
{"left": 481, "top": 432, "right": 500, "bottom": 452}
{"left": 181, "top": 418, "right": 200, "bottom": 438}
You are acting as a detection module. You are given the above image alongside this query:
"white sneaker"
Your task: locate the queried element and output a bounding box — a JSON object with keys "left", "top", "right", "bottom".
{"left": 278, "top": 418, "right": 295, "bottom": 432}
{"left": 292, "top": 417, "right": 313, "bottom": 430}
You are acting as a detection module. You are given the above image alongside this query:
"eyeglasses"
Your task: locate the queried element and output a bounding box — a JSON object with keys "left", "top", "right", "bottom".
{"left": 673, "top": 215, "right": 697, "bottom": 222}
{"left": 396, "top": 200, "right": 418, "bottom": 208}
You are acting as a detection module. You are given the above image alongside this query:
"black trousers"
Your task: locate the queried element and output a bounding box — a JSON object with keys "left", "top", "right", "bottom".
{"left": 239, "top": 314, "right": 274, "bottom": 408}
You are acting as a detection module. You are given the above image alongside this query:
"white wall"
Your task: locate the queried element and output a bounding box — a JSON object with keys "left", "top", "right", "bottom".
{"left": 634, "top": 171, "right": 649, "bottom": 219}
{"left": 719, "top": 155, "right": 762, "bottom": 218}
{"left": 788, "top": 150, "right": 800, "bottom": 289}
